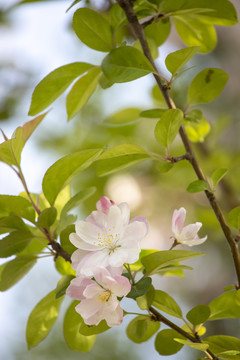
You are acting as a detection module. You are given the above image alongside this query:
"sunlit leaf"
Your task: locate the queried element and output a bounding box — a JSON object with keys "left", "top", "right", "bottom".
{"left": 154, "top": 109, "right": 183, "bottom": 148}
{"left": 204, "top": 335, "right": 240, "bottom": 360}
{"left": 152, "top": 290, "right": 182, "bottom": 318}
{"left": 104, "top": 108, "right": 141, "bottom": 126}
{"left": 55, "top": 274, "right": 75, "bottom": 299}
{"left": 174, "top": 339, "right": 209, "bottom": 351}
{"left": 127, "top": 315, "right": 160, "bottom": 343}
{"left": 211, "top": 168, "right": 228, "bottom": 188}
{"left": 165, "top": 46, "right": 199, "bottom": 76}
{"left": 0, "top": 195, "right": 35, "bottom": 222}
{"left": 185, "top": 117, "right": 210, "bottom": 142}
{"left": 37, "top": 207, "right": 57, "bottom": 228}
{"left": 144, "top": 18, "right": 171, "bottom": 46}
{"left": 227, "top": 207, "right": 240, "bottom": 229}
{"left": 209, "top": 290, "right": 240, "bottom": 320}
{"left": 187, "top": 180, "right": 208, "bottom": 193}
{"left": 0, "top": 230, "right": 34, "bottom": 258}
{"left": 186, "top": 305, "right": 211, "bottom": 325}
{"left": 79, "top": 319, "right": 110, "bottom": 336}
{"left": 60, "top": 187, "right": 96, "bottom": 219}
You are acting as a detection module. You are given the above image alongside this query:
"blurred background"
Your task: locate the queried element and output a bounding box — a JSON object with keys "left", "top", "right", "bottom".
{"left": 0, "top": 0, "right": 240, "bottom": 359}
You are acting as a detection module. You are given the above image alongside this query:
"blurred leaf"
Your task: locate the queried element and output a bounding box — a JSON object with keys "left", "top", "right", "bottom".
{"left": 165, "top": 46, "right": 199, "bottom": 76}
{"left": 57, "top": 214, "right": 77, "bottom": 235}
{"left": 29, "top": 63, "right": 94, "bottom": 115}
{"left": 66, "top": 67, "right": 101, "bottom": 120}
{"left": 104, "top": 108, "right": 141, "bottom": 126}
{"left": 97, "top": 143, "right": 150, "bottom": 176}
{"left": 64, "top": 301, "right": 96, "bottom": 351}
{"left": 136, "top": 285, "right": 155, "bottom": 310}
{"left": 185, "top": 117, "right": 210, "bottom": 142}
{"left": 42, "top": 149, "right": 103, "bottom": 205}
{"left": 185, "top": 109, "right": 202, "bottom": 122}
{"left": 141, "top": 250, "right": 203, "bottom": 276}
{"left": 155, "top": 329, "right": 184, "bottom": 355}
{"left": 37, "top": 207, "right": 57, "bottom": 228}
{"left": 73, "top": 8, "right": 112, "bottom": 52}
{"left": 174, "top": 339, "right": 209, "bottom": 351}
{"left": 187, "top": 180, "right": 208, "bottom": 193}
{"left": 21, "top": 112, "right": 47, "bottom": 142}
{"left": 144, "top": 18, "right": 171, "bottom": 46}
{"left": 209, "top": 290, "right": 240, "bottom": 320}
{"left": 204, "top": 335, "right": 240, "bottom": 360}
{"left": 55, "top": 274, "right": 75, "bottom": 299}
{"left": 99, "top": 73, "right": 114, "bottom": 89}
{"left": 152, "top": 290, "right": 182, "bottom": 318}
{"left": 26, "top": 290, "right": 63, "bottom": 349}
{"left": 101, "top": 46, "right": 154, "bottom": 83}
{"left": 0, "top": 230, "right": 34, "bottom": 258}
{"left": 55, "top": 256, "right": 75, "bottom": 276}
{"left": 60, "top": 187, "right": 96, "bottom": 219}
{"left": 140, "top": 109, "right": 167, "bottom": 118}
{"left": 0, "top": 195, "right": 35, "bottom": 222}
{"left": 79, "top": 319, "right": 110, "bottom": 336}
{"left": 127, "top": 277, "right": 152, "bottom": 298}
{"left": 227, "top": 207, "right": 240, "bottom": 229}
{"left": 0, "top": 215, "right": 29, "bottom": 234}
{"left": 188, "top": 68, "right": 229, "bottom": 104}
{"left": 186, "top": 305, "right": 211, "bottom": 325}
{"left": 127, "top": 315, "right": 160, "bottom": 343}
{"left": 0, "top": 255, "right": 37, "bottom": 291}
{"left": 151, "top": 84, "right": 165, "bottom": 104}
{"left": 154, "top": 109, "right": 183, "bottom": 148}
{"left": 66, "top": 0, "right": 82, "bottom": 13}
{"left": 157, "top": 161, "right": 174, "bottom": 173}
{"left": 211, "top": 168, "right": 228, "bottom": 188}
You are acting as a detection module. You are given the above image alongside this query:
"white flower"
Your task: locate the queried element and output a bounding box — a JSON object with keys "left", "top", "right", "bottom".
{"left": 70, "top": 196, "right": 149, "bottom": 276}
{"left": 171, "top": 207, "right": 207, "bottom": 247}
{"left": 66, "top": 266, "right": 131, "bottom": 327}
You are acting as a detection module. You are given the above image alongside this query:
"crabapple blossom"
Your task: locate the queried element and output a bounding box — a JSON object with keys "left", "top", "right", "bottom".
{"left": 171, "top": 207, "right": 207, "bottom": 247}
{"left": 70, "top": 197, "right": 149, "bottom": 276}
{"left": 66, "top": 266, "right": 131, "bottom": 327}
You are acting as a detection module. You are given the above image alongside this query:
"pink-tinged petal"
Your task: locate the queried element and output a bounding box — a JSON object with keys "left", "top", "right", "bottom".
{"left": 104, "top": 303, "right": 123, "bottom": 327}
{"left": 66, "top": 277, "right": 93, "bottom": 300}
{"left": 121, "top": 221, "right": 148, "bottom": 246}
{"left": 86, "top": 210, "right": 108, "bottom": 228}
{"left": 110, "top": 275, "right": 131, "bottom": 297}
{"left": 172, "top": 208, "right": 186, "bottom": 236}
{"left": 81, "top": 312, "right": 104, "bottom": 326}
{"left": 75, "top": 298, "right": 102, "bottom": 319}
{"left": 130, "top": 216, "right": 150, "bottom": 234}
{"left": 76, "top": 249, "right": 110, "bottom": 277}
{"left": 75, "top": 220, "right": 102, "bottom": 245}
{"left": 69, "top": 233, "right": 99, "bottom": 251}
{"left": 118, "top": 202, "right": 130, "bottom": 226}
{"left": 71, "top": 249, "right": 88, "bottom": 270}
{"left": 92, "top": 267, "right": 114, "bottom": 288}
{"left": 182, "top": 235, "right": 208, "bottom": 247}
{"left": 107, "top": 266, "right": 123, "bottom": 277}
{"left": 83, "top": 283, "right": 102, "bottom": 299}
{"left": 96, "top": 196, "right": 115, "bottom": 214}
{"left": 178, "top": 222, "right": 202, "bottom": 243}
{"left": 108, "top": 249, "right": 129, "bottom": 267}
{"left": 106, "top": 205, "right": 124, "bottom": 233}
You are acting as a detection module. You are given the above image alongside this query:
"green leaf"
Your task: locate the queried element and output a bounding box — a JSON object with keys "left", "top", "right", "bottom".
{"left": 57, "top": 214, "right": 77, "bottom": 235}
{"left": 101, "top": 46, "right": 154, "bottom": 83}
{"left": 55, "top": 256, "right": 75, "bottom": 276}
{"left": 55, "top": 274, "right": 75, "bottom": 299}
{"left": 21, "top": 112, "right": 48, "bottom": 143}
{"left": 155, "top": 329, "right": 184, "bottom": 355}
{"left": 211, "top": 168, "right": 228, "bottom": 188}
{"left": 37, "top": 207, "right": 57, "bottom": 228}
{"left": 187, "top": 180, "right": 208, "bottom": 193}
{"left": 60, "top": 225, "right": 76, "bottom": 255}
{"left": 104, "top": 108, "right": 141, "bottom": 126}
{"left": 227, "top": 207, "right": 240, "bottom": 229}
{"left": 204, "top": 335, "right": 240, "bottom": 360}
{"left": 157, "top": 161, "right": 174, "bottom": 173}
{"left": 127, "top": 315, "right": 160, "bottom": 343}
{"left": 60, "top": 187, "right": 96, "bottom": 219}
{"left": 66, "top": 67, "right": 101, "bottom": 120}
{"left": 29, "top": 62, "right": 94, "bottom": 115}
{"left": 130, "top": 249, "right": 158, "bottom": 271}
{"left": 136, "top": 285, "right": 155, "bottom": 310}
{"left": 140, "top": 109, "right": 167, "bottom": 118}
{"left": 66, "top": 0, "right": 82, "bottom": 13}
{"left": 173, "top": 17, "right": 217, "bottom": 53}
{"left": 141, "top": 250, "right": 203, "bottom": 276}
{"left": 185, "top": 117, "right": 210, "bottom": 142}
{"left": 64, "top": 301, "right": 96, "bottom": 351}
{"left": 188, "top": 68, "right": 229, "bottom": 104}
{"left": 185, "top": 109, "right": 203, "bottom": 122}
{"left": 127, "top": 277, "right": 152, "bottom": 299}
{"left": 154, "top": 109, "right": 183, "bottom": 148}
{"left": 144, "top": 18, "right": 171, "bottom": 46}
{"left": 97, "top": 143, "right": 150, "bottom": 177}
{"left": 73, "top": 8, "right": 112, "bottom": 52}
{"left": 0, "top": 195, "right": 35, "bottom": 222}
{"left": 209, "top": 290, "right": 240, "bottom": 320}
{"left": 174, "top": 339, "right": 209, "bottom": 351}
{"left": 26, "top": 290, "right": 63, "bottom": 349}
{"left": 165, "top": 46, "right": 199, "bottom": 76}
{"left": 186, "top": 305, "right": 211, "bottom": 325}
{"left": 42, "top": 148, "right": 102, "bottom": 205}
{"left": 79, "top": 320, "right": 110, "bottom": 336}
{"left": 0, "top": 230, "right": 34, "bottom": 258}
{"left": 0, "top": 255, "right": 37, "bottom": 291}
{"left": 152, "top": 290, "right": 182, "bottom": 318}
{"left": 0, "top": 215, "right": 29, "bottom": 234}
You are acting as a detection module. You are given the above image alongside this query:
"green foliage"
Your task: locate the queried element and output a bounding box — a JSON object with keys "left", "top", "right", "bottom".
{"left": 60, "top": 187, "right": 96, "bottom": 219}
{"left": 204, "top": 335, "right": 240, "bottom": 360}
{"left": 141, "top": 250, "right": 203, "bottom": 276}
{"left": 154, "top": 109, "right": 183, "bottom": 149}
{"left": 55, "top": 274, "right": 75, "bottom": 299}
{"left": 187, "top": 180, "right": 208, "bottom": 193}
{"left": 29, "top": 63, "right": 94, "bottom": 116}
{"left": 140, "top": 109, "right": 167, "bottom": 118}
{"left": 0, "top": 195, "right": 35, "bottom": 222}
{"left": 127, "top": 277, "right": 152, "bottom": 298}
{"left": 0, "top": 255, "right": 37, "bottom": 291}
{"left": 188, "top": 68, "right": 229, "bottom": 104}
{"left": 104, "top": 108, "right": 141, "bottom": 126}
{"left": 227, "top": 207, "right": 240, "bottom": 229}
{"left": 63, "top": 301, "right": 96, "bottom": 351}
{"left": 155, "top": 329, "right": 184, "bottom": 355}
{"left": 152, "top": 290, "right": 182, "bottom": 318}
{"left": 0, "top": 215, "right": 29, "bottom": 234}
{"left": 26, "top": 290, "right": 64, "bottom": 349}
{"left": 73, "top": 8, "right": 113, "bottom": 52}
{"left": 54, "top": 256, "right": 75, "bottom": 276}
{"left": 60, "top": 225, "right": 76, "bottom": 255}
{"left": 42, "top": 149, "right": 102, "bottom": 205}
{"left": 174, "top": 339, "right": 209, "bottom": 351}
{"left": 136, "top": 285, "right": 155, "bottom": 310}
{"left": 186, "top": 305, "right": 211, "bottom": 325}
{"left": 144, "top": 18, "right": 171, "bottom": 47}
{"left": 208, "top": 290, "right": 240, "bottom": 320}
{"left": 37, "top": 207, "right": 57, "bottom": 228}
{"left": 126, "top": 315, "right": 160, "bottom": 343}
{"left": 0, "top": 230, "right": 34, "bottom": 258}
{"left": 101, "top": 46, "right": 154, "bottom": 83}
{"left": 211, "top": 168, "right": 228, "bottom": 188}
{"left": 79, "top": 319, "right": 110, "bottom": 336}
{"left": 165, "top": 46, "right": 199, "bottom": 77}
{"left": 185, "top": 117, "right": 210, "bottom": 143}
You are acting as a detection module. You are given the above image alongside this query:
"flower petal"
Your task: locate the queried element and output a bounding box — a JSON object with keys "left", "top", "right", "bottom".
{"left": 181, "top": 235, "right": 207, "bottom": 247}
{"left": 130, "top": 216, "right": 150, "bottom": 234}
{"left": 76, "top": 249, "right": 110, "bottom": 276}
{"left": 178, "top": 222, "right": 202, "bottom": 243}
{"left": 75, "top": 298, "right": 102, "bottom": 319}
{"left": 75, "top": 220, "right": 101, "bottom": 245}
{"left": 104, "top": 303, "right": 123, "bottom": 327}
{"left": 96, "top": 196, "right": 115, "bottom": 214}
{"left": 121, "top": 221, "right": 148, "bottom": 247}
{"left": 172, "top": 208, "right": 186, "bottom": 236}
{"left": 83, "top": 283, "right": 102, "bottom": 299}
{"left": 118, "top": 202, "right": 130, "bottom": 226}
{"left": 110, "top": 275, "right": 131, "bottom": 297}
{"left": 66, "top": 277, "right": 93, "bottom": 300}
{"left": 69, "top": 233, "right": 99, "bottom": 251}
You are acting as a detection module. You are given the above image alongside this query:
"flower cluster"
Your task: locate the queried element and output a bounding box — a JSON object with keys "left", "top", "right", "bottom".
{"left": 66, "top": 196, "right": 149, "bottom": 327}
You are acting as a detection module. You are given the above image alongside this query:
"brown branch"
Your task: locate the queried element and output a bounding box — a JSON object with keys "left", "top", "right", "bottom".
{"left": 116, "top": 0, "right": 240, "bottom": 287}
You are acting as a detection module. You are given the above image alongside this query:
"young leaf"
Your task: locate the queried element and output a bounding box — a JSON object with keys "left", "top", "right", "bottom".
{"left": 165, "top": 46, "right": 199, "bottom": 77}
{"left": 29, "top": 62, "right": 94, "bottom": 115}
{"left": 64, "top": 301, "right": 96, "bottom": 351}
{"left": 79, "top": 319, "right": 110, "bottom": 336}
{"left": 55, "top": 274, "right": 75, "bottom": 299}
{"left": 227, "top": 207, "right": 240, "bottom": 229}
{"left": 26, "top": 290, "right": 63, "bottom": 349}
{"left": 127, "top": 315, "right": 160, "bottom": 343}
{"left": 186, "top": 305, "right": 211, "bottom": 325}
{"left": 185, "top": 117, "right": 211, "bottom": 143}
{"left": 42, "top": 148, "right": 102, "bottom": 205}
{"left": 37, "top": 207, "right": 57, "bottom": 228}
{"left": 0, "top": 195, "right": 35, "bottom": 222}
{"left": 188, "top": 68, "right": 229, "bottom": 104}
{"left": 60, "top": 187, "right": 96, "bottom": 219}
{"left": 141, "top": 250, "right": 203, "bottom": 276}
{"left": 54, "top": 256, "right": 75, "bottom": 276}
{"left": 155, "top": 329, "right": 184, "bottom": 355}
{"left": 0, "top": 255, "right": 37, "bottom": 291}
{"left": 212, "top": 168, "right": 228, "bottom": 188}
{"left": 154, "top": 109, "right": 183, "bottom": 148}
{"left": 127, "top": 277, "right": 152, "bottom": 299}
{"left": 0, "top": 230, "right": 34, "bottom": 258}
{"left": 144, "top": 18, "right": 171, "bottom": 46}
{"left": 140, "top": 109, "right": 167, "bottom": 118}
{"left": 66, "top": 67, "right": 101, "bottom": 120}
{"left": 187, "top": 180, "right": 208, "bottom": 193}
{"left": 204, "top": 335, "right": 240, "bottom": 360}
{"left": 152, "top": 290, "right": 182, "bottom": 318}
{"left": 101, "top": 46, "right": 154, "bottom": 83}
{"left": 73, "top": 8, "right": 113, "bottom": 52}
{"left": 97, "top": 143, "right": 150, "bottom": 177}
{"left": 174, "top": 339, "right": 209, "bottom": 351}
{"left": 209, "top": 290, "right": 240, "bottom": 320}
{"left": 104, "top": 108, "right": 141, "bottom": 126}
